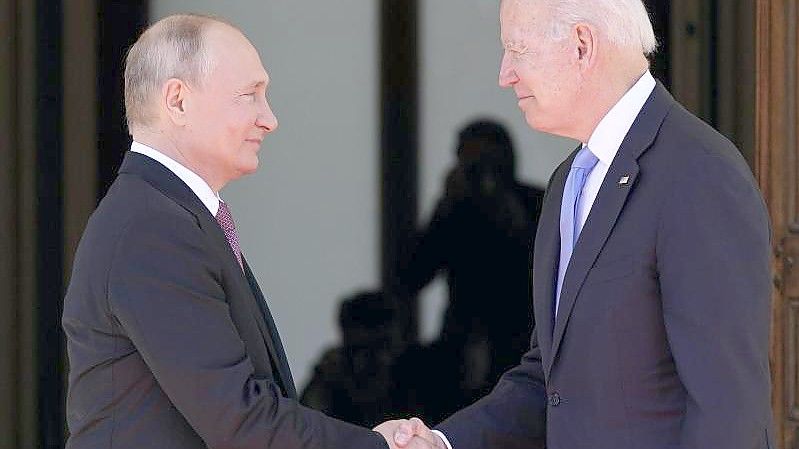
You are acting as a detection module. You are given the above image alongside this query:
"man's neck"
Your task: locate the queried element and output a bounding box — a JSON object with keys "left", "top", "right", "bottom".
{"left": 130, "top": 129, "right": 225, "bottom": 193}
{"left": 573, "top": 67, "right": 649, "bottom": 144}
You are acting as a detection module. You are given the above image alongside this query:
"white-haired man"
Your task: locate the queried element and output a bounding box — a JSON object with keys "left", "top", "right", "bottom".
{"left": 63, "top": 14, "right": 433, "bottom": 449}
{"left": 377, "top": 0, "right": 775, "bottom": 448}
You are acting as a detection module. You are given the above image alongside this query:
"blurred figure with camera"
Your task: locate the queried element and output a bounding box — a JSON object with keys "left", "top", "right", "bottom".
{"left": 395, "top": 120, "right": 544, "bottom": 419}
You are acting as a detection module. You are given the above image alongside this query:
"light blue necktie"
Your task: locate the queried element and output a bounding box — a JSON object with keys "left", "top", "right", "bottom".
{"left": 555, "top": 146, "right": 599, "bottom": 317}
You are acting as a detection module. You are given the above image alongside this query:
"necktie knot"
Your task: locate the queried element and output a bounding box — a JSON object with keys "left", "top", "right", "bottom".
{"left": 216, "top": 202, "right": 244, "bottom": 269}
{"left": 572, "top": 146, "right": 599, "bottom": 171}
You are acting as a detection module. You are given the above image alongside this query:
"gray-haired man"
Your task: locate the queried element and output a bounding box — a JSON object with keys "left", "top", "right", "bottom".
{"left": 378, "top": 0, "right": 775, "bottom": 448}
{"left": 63, "top": 14, "right": 432, "bottom": 449}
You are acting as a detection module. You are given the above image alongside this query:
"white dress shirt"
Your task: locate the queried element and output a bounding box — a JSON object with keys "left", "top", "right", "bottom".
{"left": 576, "top": 71, "right": 656, "bottom": 229}
{"left": 432, "top": 71, "right": 657, "bottom": 449}
{"left": 130, "top": 141, "right": 223, "bottom": 216}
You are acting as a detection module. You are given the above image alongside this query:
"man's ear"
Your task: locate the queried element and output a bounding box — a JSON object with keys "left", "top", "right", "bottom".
{"left": 574, "top": 23, "right": 597, "bottom": 71}
{"left": 162, "top": 78, "right": 189, "bottom": 126}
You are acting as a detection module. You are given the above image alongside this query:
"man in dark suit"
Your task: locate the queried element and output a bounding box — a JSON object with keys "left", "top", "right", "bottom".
{"left": 378, "top": 0, "right": 775, "bottom": 448}
{"left": 62, "top": 14, "right": 432, "bottom": 449}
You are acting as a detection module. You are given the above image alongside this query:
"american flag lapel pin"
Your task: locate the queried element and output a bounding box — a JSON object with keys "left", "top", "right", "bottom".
{"left": 618, "top": 175, "right": 630, "bottom": 186}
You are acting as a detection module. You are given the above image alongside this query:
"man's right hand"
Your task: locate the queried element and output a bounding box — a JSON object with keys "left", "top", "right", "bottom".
{"left": 373, "top": 418, "right": 447, "bottom": 449}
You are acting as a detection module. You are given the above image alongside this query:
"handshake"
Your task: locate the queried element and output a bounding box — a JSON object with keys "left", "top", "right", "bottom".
{"left": 373, "top": 418, "right": 448, "bottom": 449}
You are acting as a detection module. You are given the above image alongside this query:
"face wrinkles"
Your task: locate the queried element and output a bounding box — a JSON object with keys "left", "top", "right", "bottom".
{"left": 499, "top": 0, "right": 581, "bottom": 137}
{"left": 502, "top": 39, "right": 530, "bottom": 59}
{"left": 234, "top": 79, "right": 268, "bottom": 106}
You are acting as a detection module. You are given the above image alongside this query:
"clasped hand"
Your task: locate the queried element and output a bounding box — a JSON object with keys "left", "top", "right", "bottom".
{"left": 374, "top": 418, "right": 446, "bottom": 449}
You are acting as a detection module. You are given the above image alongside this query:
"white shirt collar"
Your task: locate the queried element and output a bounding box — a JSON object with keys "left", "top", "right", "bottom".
{"left": 130, "top": 141, "right": 222, "bottom": 216}
{"left": 584, "top": 71, "right": 657, "bottom": 165}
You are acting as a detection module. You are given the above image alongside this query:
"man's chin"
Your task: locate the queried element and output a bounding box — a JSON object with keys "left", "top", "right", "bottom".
{"left": 523, "top": 111, "right": 545, "bottom": 132}
{"left": 243, "top": 163, "right": 259, "bottom": 175}
{"left": 237, "top": 158, "right": 260, "bottom": 177}
{"left": 522, "top": 110, "right": 557, "bottom": 134}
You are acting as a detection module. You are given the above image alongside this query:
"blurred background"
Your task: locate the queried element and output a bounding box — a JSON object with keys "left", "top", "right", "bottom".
{"left": 6, "top": 0, "right": 791, "bottom": 447}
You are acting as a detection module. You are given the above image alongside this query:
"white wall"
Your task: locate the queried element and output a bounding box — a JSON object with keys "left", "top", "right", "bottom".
{"left": 151, "top": 1, "right": 379, "bottom": 389}
{"left": 417, "top": 1, "right": 576, "bottom": 341}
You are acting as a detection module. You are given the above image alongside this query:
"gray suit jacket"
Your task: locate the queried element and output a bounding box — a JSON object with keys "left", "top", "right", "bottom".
{"left": 437, "top": 83, "right": 775, "bottom": 449}
{"left": 63, "top": 152, "right": 388, "bottom": 449}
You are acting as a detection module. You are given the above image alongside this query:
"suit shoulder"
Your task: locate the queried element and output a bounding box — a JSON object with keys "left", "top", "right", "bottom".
{"left": 74, "top": 174, "right": 205, "bottom": 273}
{"left": 635, "top": 103, "right": 754, "bottom": 197}
{"left": 65, "top": 173, "right": 209, "bottom": 322}
{"left": 657, "top": 103, "right": 746, "bottom": 169}
{"left": 644, "top": 103, "right": 766, "bottom": 215}
{"left": 99, "top": 175, "right": 222, "bottom": 296}
{"left": 92, "top": 174, "right": 200, "bottom": 234}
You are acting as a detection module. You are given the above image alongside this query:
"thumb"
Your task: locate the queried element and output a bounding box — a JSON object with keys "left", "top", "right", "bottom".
{"left": 393, "top": 419, "right": 420, "bottom": 446}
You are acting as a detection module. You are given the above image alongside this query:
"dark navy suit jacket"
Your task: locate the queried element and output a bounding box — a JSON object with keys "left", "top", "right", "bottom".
{"left": 437, "top": 83, "right": 775, "bottom": 449}
{"left": 63, "top": 152, "right": 388, "bottom": 449}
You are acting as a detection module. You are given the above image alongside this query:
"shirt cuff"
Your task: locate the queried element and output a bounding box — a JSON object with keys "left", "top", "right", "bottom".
{"left": 431, "top": 430, "right": 454, "bottom": 449}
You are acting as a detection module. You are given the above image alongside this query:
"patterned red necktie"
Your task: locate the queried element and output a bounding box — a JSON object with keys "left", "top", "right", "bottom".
{"left": 215, "top": 201, "right": 244, "bottom": 269}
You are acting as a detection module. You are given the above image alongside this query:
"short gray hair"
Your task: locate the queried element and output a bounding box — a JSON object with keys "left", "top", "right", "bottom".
{"left": 542, "top": 0, "right": 658, "bottom": 55}
{"left": 124, "top": 14, "right": 224, "bottom": 129}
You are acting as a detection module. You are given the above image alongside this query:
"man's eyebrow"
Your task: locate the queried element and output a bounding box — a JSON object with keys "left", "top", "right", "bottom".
{"left": 243, "top": 80, "right": 267, "bottom": 90}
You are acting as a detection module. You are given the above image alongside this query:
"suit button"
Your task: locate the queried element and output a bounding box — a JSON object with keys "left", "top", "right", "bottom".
{"left": 549, "top": 392, "right": 561, "bottom": 406}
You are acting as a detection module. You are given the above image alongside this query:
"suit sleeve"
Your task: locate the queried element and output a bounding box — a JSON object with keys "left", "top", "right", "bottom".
{"left": 434, "top": 329, "right": 547, "bottom": 449}
{"left": 107, "top": 206, "right": 388, "bottom": 449}
{"left": 656, "top": 151, "right": 772, "bottom": 448}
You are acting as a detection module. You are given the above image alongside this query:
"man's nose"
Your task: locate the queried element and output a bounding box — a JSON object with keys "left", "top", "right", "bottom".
{"left": 257, "top": 101, "right": 278, "bottom": 133}
{"left": 498, "top": 53, "right": 518, "bottom": 88}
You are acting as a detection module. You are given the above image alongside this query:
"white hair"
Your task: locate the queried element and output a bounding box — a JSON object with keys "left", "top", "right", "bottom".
{"left": 542, "top": 0, "right": 658, "bottom": 55}
{"left": 123, "top": 14, "right": 224, "bottom": 130}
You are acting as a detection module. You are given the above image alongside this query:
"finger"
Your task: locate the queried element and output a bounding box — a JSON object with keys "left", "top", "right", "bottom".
{"left": 394, "top": 420, "right": 415, "bottom": 446}
{"left": 395, "top": 417, "right": 434, "bottom": 447}
{"left": 408, "top": 417, "right": 428, "bottom": 434}
{"left": 407, "top": 435, "right": 443, "bottom": 449}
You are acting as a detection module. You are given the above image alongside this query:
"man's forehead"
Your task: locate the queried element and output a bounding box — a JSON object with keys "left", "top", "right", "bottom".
{"left": 205, "top": 30, "right": 270, "bottom": 87}
{"left": 500, "top": 0, "right": 544, "bottom": 40}
{"left": 206, "top": 25, "right": 263, "bottom": 64}
{"left": 501, "top": 0, "right": 541, "bottom": 19}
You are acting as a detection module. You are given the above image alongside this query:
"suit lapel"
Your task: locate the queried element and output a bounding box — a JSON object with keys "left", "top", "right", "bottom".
{"left": 195, "top": 210, "right": 298, "bottom": 398}
{"left": 549, "top": 158, "right": 640, "bottom": 360}
{"left": 242, "top": 257, "right": 298, "bottom": 399}
{"left": 532, "top": 154, "right": 573, "bottom": 379}
{"left": 548, "top": 83, "right": 675, "bottom": 365}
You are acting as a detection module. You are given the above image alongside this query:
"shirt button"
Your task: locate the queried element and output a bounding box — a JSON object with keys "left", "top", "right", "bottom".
{"left": 549, "top": 392, "right": 561, "bottom": 406}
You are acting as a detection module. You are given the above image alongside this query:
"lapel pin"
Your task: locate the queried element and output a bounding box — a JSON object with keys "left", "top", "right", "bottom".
{"left": 618, "top": 175, "right": 630, "bottom": 186}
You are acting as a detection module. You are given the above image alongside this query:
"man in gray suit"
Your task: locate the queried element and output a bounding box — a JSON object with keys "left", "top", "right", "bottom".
{"left": 63, "top": 14, "right": 433, "bottom": 449}
{"left": 377, "top": 0, "right": 775, "bottom": 448}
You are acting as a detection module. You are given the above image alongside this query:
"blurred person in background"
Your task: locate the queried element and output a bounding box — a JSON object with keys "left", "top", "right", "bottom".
{"left": 301, "top": 291, "right": 404, "bottom": 427}
{"left": 395, "top": 120, "right": 544, "bottom": 419}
